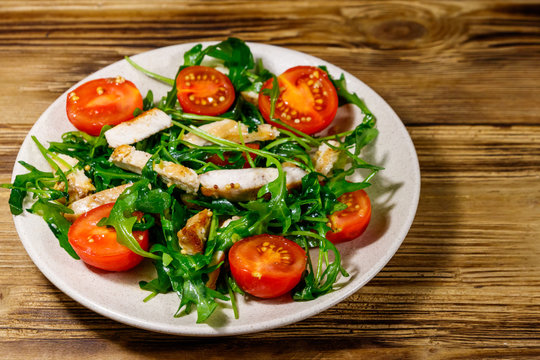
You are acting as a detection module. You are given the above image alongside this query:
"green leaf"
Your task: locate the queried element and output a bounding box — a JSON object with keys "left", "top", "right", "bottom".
{"left": 103, "top": 180, "right": 163, "bottom": 260}
{"left": 125, "top": 56, "right": 175, "bottom": 86}
{"left": 6, "top": 162, "right": 57, "bottom": 215}
{"left": 319, "top": 66, "right": 376, "bottom": 126}
{"left": 183, "top": 44, "right": 206, "bottom": 66}
{"left": 205, "top": 37, "right": 255, "bottom": 90}
{"left": 29, "top": 200, "right": 79, "bottom": 259}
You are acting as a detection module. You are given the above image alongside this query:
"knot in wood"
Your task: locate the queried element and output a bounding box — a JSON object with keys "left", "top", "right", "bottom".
{"left": 372, "top": 20, "right": 427, "bottom": 43}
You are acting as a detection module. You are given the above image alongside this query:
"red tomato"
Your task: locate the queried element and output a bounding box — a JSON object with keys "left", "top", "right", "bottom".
{"left": 229, "top": 234, "right": 307, "bottom": 299}
{"left": 68, "top": 203, "right": 149, "bottom": 271}
{"left": 66, "top": 77, "right": 143, "bottom": 136}
{"left": 326, "top": 189, "right": 371, "bottom": 244}
{"left": 258, "top": 66, "right": 338, "bottom": 135}
{"left": 176, "top": 66, "right": 235, "bottom": 116}
{"left": 207, "top": 143, "right": 259, "bottom": 168}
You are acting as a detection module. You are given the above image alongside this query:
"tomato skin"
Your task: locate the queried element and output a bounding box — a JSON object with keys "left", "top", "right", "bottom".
{"left": 68, "top": 203, "right": 149, "bottom": 272}
{"left": 66, "top": 77, "right": 143, "bottom": 136}
{"left": 207, "top": 143, "right": 259, "bottom": 168}
{"left": 176, "top": 66, "right": 236, "bottom": 116}
{"left": 258, "top": 66, "right": 338, "bottom": 135}
{"left": 326, "top": 189, "right": 371, "bottom": 244}
{"left": 229, "top": 235, "right": 307, "bottom": 299}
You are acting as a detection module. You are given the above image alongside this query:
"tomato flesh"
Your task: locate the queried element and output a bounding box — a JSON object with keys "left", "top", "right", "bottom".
{"left": 207, "top": 143, "right": 259, "bottom": 168}
{"left": 176, "top": 66, "right": 235, "bottom": 116}
{"left": 326, "top": 189, "right": 371, "bottom": 244}
{"left": 66, "top": 77, "right": 143, "bottom": 136}
{"left": 68, "top": 203, "right": 149, "bottom": 271}
{"left": 229, "top": 235, "right": 307, "bottom": 298}
{"left": 258, "top": 66, "right": 338, "bottom": 135}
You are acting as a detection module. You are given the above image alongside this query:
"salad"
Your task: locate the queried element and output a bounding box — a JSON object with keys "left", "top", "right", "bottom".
{"left": 3, "top": 38, "right": 381, "bottom": 323}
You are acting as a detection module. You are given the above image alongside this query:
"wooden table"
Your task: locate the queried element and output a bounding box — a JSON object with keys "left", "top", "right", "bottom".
{"left": 1, "top": 1, "right": 539, "bottom": 358}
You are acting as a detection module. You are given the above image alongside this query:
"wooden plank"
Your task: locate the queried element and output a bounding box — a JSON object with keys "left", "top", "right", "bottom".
{"left": 0, "top": 1, "right": 539, "bottom": 126}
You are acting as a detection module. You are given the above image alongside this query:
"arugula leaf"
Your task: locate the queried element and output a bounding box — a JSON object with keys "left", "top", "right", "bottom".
{"left": 205, "top": 37, "right": 255, "bottom": 90}
{"left": 183, "top": 44, "right": 206, "bottom": 66}
{"left": 125, "top": 57, "right": 174, "bottom": 86}
{"left": 29, "top": 200, "right": 79, "bottom": 259}
{"left": 319, "top": 66, "right": 376, "bottom": 126}
{"left": 288, "top": 231, "right": 348, "bottom": 300}
{"left": 103, "top": 180, "right": 167, "bottom": 260}
{"left": 5, "top": 162, "right": 59, "bottom": 215}
{"left": 243, "top": 157, "right": 292, "bottom": 234}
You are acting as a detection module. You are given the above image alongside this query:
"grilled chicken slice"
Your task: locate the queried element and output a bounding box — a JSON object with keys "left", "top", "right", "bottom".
{"left": 105, "top": 108, "right": 172, "bottom": 148}
{"left": 65, "top": 183, "right": 132, "bottom": 221}
{"left": 183, "top": 119, "right": 279, "bottom": 147}
{"left": 153, "top": 161, "right": 199, "bottom": 194}
{"left": 206, "top": 216, "right": 240, "bottom": 289}
{"left": 54, "top": 154, "right": 95, "bottom": 203}
{"left": 312, "top": 140, "right": 340, "bottom": 176}
{"left": 109, "top": 145, "right": 199, "bottom": 194}
{"left": 199, "top": 166, "right": 306, "bottom": 201}
{"left": 177, "top": 209, "right": 213, "bottom": 255}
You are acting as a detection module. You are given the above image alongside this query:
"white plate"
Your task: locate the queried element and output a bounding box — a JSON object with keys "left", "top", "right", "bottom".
{"left": 11, "top": 42, "right": 420, "bottom": 336}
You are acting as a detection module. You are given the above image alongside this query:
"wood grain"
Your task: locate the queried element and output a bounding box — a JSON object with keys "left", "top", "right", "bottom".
{"left": 1, "top": 0, "right": 539, "bottom": 359}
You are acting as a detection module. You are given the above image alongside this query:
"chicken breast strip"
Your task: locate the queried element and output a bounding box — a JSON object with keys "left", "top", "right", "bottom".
{"left": 66, "top": 183, "right": 132, "bottom": 221}
{"left": 312, "top": 140, "right": 340, "bottom": 176}
{"left": 205, "top": 216, "right": 241, "bottom": 289}
{"left": 109, "top": 145, "right": 200, "bottom": 194}
{"left": 54, "top": 154, "right": 96, "bottom": 203}
{"left": 199, "top": 166, "right": 306, "bottom": 201}
{"left": 177, "top": 209, "right": 213, "bottom": 255}
{"left": 105, "top": 108, "right": 172, "bottom": 148}
{"left": 183, "top": 119, "right": 280, "bottom": 147}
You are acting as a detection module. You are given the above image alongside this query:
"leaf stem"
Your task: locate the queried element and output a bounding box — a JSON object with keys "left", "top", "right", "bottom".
{"left": 125, "top": 56, "right": 175, "bottom": 86}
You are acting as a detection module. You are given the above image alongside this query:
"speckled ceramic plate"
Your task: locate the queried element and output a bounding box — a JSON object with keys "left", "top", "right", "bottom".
{"left": 11, "top": 42, "right": 420, "bottom": 336}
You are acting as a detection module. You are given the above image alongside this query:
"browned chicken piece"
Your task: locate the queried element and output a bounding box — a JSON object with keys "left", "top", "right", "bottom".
{"left": 65, "top": 183, "right": 132, "bottom": 221}
{"left": 312, "top": 140, "right": 340, "bottom": 176}
{"left": 182, "top": 119, "right": 280, "bottom": 147}
{"left": 206, "top": 216, "right": 240, "bottom": 289}
{"left": 54, "top": 154, "right": 96, "bottom": 204}
{"left": 104, "top": 108, "right": 172, "bottom": 148}
{"left": 110, "top": 145, "right": 200, "bottom": 194}
{"left": 206, "top": 250, "right": 225, "bottom": 290}
{"left": 177, "top": 209, "right": 213, "bottom": 255}
{"left": 199, "top": 166, "right": 306, "bottom": 202}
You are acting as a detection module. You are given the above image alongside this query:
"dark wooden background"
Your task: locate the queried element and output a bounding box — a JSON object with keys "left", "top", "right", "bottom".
{"left": 1, "top": 1, "right": 539, "bottom": 358}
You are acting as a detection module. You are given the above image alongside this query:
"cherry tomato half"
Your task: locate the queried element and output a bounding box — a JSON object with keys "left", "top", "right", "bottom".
{"left": 68, "top": 203, "right": 149, "bottom": 271}
{"left": 66, "top": 77, "right": 143, "bottom": 136}
{"left": 207, "top": 143, "right": 259, "bottom": 168}
{"left": 229, "top": 234, "right": 307, "bottom": 299}
{"left": 176, "top": 66, "right": 236, "bottom": 116}
{"left": 326, "top": 189, "right": 371, "bottom": 244}
{"left": 258, "top": 66, "right": 338, "bottom": 135}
